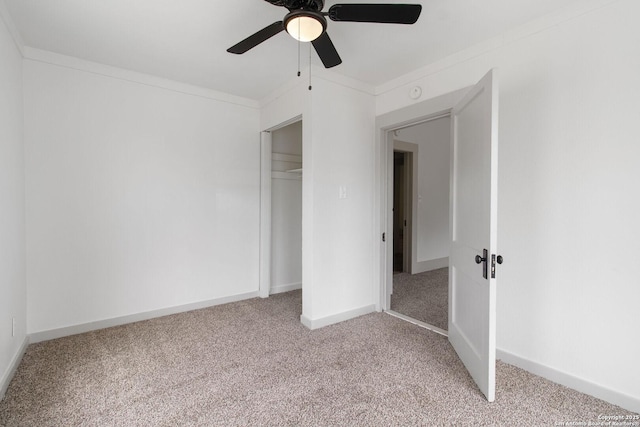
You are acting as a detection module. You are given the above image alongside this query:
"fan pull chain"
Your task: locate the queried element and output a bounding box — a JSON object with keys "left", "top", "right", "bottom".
{"left": 297, "top": 20, "right": 301, "bottom": 77}
{"left": 308, "top": 43, "right": 312, "bottom": 91}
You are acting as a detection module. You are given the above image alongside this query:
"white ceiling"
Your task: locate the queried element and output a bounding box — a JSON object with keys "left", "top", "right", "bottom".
{"left": 5, "top": 0, "right": 579, "bottom": 100}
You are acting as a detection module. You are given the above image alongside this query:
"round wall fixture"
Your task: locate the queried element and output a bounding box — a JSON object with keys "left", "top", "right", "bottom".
{"left": 409, "top": 86, "right": 422, "bottom": 100}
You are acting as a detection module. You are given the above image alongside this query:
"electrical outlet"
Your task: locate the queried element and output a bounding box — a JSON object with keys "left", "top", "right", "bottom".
{"left": 12, "top": 317, "right": 15, "bottom": 337}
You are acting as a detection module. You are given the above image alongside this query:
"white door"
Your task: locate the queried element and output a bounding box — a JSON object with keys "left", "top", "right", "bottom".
{"left": 448, "top": 69, "right": 499, "bottom": 402}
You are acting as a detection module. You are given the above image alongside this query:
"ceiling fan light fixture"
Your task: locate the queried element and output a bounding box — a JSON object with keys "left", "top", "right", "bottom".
{"left": 284, "top": 10, "right": 326, "bottom": 42}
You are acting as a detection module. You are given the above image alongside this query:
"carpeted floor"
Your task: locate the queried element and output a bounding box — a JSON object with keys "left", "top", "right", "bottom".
{"left": 0, "top": 290, "right": 635, "bottom": 426}
{"left": 391, "top": 267, "right": 448, "bottom": 330}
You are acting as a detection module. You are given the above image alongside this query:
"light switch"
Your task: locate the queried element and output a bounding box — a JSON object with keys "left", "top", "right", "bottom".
{"left": 339, "top": 186, "right": 347, "bottom": 199}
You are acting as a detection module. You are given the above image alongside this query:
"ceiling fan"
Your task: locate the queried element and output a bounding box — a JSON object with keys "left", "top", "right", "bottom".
{"left": 227, "top": 1, "right": 422, "bottom": 68}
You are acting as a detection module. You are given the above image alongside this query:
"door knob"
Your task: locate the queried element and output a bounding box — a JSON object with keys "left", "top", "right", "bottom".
{"left": 475, "top": 255, "right": 486, "bottom": 264}
{"left": 496, "top": 255, "right": 503, "bottom": 264}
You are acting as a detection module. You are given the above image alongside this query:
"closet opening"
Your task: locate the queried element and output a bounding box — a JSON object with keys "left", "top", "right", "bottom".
{"left": 269, "top": 120, "right": 303, "bottom": 296}
{"left": 259, "top": 117, "right": 303, "bottom": 315}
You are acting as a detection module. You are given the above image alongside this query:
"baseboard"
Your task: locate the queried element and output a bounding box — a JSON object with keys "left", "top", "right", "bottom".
{"left": 29, "top": 291, "right": 260, "bottom": 343}
{"left": 270, "top": 282, "right": 302, "bottom": 295}
{"left": 497, "top": 349, "right": 640, "bottom": 414}
{"left": 0, "top": 336, "right": 29, "bottom": 401}
{"left": 300, "top": 304, "right": 376, "bottom": 330}
{"left": 413, "top": 257, "right": 448, "bottom": 274}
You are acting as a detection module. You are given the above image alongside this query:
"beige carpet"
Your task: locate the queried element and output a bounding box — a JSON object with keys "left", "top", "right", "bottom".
{"left": 1, "top": 290, "right": 635, "bottom": 426}
{"left": 391, "top": 267, "right": 448, "bottom": 330}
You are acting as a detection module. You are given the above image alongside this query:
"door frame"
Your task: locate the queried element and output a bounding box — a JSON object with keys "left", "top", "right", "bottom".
{"left": 375, "top": 89, "right": 469, "bottom": 312}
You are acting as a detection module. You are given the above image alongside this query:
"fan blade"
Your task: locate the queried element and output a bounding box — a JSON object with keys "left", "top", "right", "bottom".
{"left": 227, "top": 21, "right": 284, "bottom": 54}
{"left": 312, "top": 32, "right": 342, "bottom": 68}
{"left": 328, "top": 4, "right": 422, "bottom": 24}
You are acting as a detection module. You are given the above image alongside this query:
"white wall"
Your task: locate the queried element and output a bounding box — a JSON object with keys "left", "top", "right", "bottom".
{"left": 0, "top": 7, "right": 26, "bottom": 397}
{"left": 377, "top": 0, "right": 640, "bottom": 412}
{"left": 260, "top": 79, "right": 308, "bottom": 133}
{"left": 271, "top": 121, "right": 302, "bottom": 293}
{"left": 23, "top": 58, "right": 261, "bottom": 335}
{"left": 261, "top": 72, "right": 376, "bottom": 327}
{"left": 395, "top": 116, "right": 450, "bottom": 272}
{"left": 304, "top": 77, "right": 376, "bottom": 325}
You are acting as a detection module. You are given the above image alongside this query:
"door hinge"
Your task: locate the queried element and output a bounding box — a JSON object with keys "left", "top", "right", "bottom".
{"left": 382, "top": 232, "right": 386, "bottom": 242}
{"left": 491, "top": 254, "right": 504, "bottom": 279}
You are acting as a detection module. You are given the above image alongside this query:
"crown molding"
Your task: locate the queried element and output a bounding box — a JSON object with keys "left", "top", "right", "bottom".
{"left": 259, "top": 68, "right": 309, "bottom": 109}
{"left": 375, "top": 0, "right": 621, "bottom": 96}
{"left": 0, "top": 0, "right": 24, "bottom": 56}
{"left": 312, "top": 65, "right": 375, "bottom": 96}
{"left": 259, "top": 63, "right": 375, "bottom": 109}
{"left": 6, "top": 0, "right": 620, "bottom": 108}
{"left": 23, "top": 47, "right": 260, "bottom": 109}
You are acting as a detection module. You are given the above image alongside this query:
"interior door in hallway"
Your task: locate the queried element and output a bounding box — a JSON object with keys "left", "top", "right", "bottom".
{"left": 448, "top": 69, "right": 499, "bottom": 402}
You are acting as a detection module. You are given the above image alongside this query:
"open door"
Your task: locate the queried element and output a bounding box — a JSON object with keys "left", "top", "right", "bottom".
{"left": 448, "top": 69, "right": 499, "bottom": 402}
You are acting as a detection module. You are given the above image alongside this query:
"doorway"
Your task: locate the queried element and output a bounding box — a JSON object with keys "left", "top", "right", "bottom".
{"left": 393, "top": 151, "right": 411, "bottom": 273}
{"left": 388, "top": 116, "right": 451, "bottom": 334}
{"left": 377, "top": 71, "right": 499, "bottom": 402}
{"left": 270, "top": 121, "right": 302, "bottom": 295}
{"left": 259, "top": 117, "right": 303, "bottom": 302}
